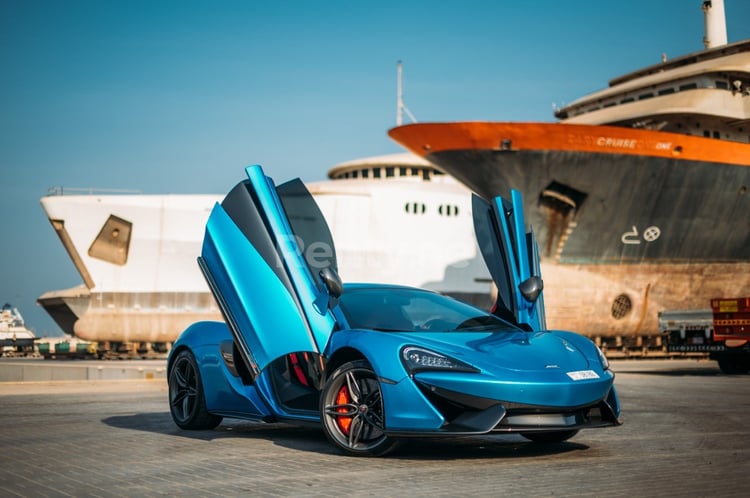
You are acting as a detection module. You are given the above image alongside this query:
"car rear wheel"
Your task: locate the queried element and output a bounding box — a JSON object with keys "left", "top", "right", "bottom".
{"left": 521, "top": 430, "right": 579, "bottom": 443}
{"left": 320, "top": 360, "right": 399, "bottom": 457}
{"left": 169, "top": 349, "right": 222, "bottom": 430}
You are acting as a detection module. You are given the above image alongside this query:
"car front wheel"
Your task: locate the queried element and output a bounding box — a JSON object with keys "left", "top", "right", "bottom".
{"left": 320, "top": 360, "right": 399, "bottom": 457}
{"left": 169, "top": 349, "right": 222, "bottom": 430}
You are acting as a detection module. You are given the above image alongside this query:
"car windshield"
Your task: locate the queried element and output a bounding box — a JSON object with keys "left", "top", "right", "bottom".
{"left": 338, "top": 287, "right": 518, "bottom": 332}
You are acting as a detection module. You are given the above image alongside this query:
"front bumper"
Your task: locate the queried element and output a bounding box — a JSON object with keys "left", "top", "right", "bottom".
{"left": 382, "top": 374, "right": 621, "bottom": 436}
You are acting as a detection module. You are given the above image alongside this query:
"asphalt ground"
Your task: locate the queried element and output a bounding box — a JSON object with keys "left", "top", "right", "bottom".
{"left": 1, "top": 359, "right": 748, "bottom": 497}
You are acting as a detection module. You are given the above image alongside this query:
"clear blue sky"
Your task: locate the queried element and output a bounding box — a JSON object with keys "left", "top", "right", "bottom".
{"left": 2, "top": 0, "right": 750, "bottom": 336}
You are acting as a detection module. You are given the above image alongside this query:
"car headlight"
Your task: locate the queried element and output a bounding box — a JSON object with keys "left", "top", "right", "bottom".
{"left": 401, "top": 346, "right": 479, "bottom": 373}
{"left": 596, "top": 344, "right": 609, "bottom": 370}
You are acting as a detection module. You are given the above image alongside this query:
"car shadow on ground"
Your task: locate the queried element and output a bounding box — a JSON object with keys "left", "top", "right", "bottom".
{"left": 386, "top": 437, "right": 589, "bottom": 460}
{"left": 102, "top": 411, "right": 590, "bottom": 460}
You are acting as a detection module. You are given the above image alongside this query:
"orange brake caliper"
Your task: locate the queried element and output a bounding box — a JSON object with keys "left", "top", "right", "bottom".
{"left": 335, "top": 385, "right": 353, "bottom": 435}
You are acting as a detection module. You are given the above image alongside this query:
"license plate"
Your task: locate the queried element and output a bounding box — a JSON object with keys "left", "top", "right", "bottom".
{"left": 566, "top": 370, "right": 600, "bottom": 381}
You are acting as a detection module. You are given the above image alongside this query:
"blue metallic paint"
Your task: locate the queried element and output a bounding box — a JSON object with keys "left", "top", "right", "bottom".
{"left": 202, "top": 205, "right": 317, "bottom": 372}
{"left": 170, "top": 322, "right": 272, "bottom": 419}
{"left": 244, "top": 166, "right": 337, "bottom": 349}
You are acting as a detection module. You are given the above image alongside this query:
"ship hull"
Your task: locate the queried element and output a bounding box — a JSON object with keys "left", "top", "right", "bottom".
{"left": 389, "top": 122, "right": 750, "bottom": 263}
{"left": 36, "top": 288, "right": 222, "bottom": 343}
{"left": 431, "top": 148, "right": 749, "bottom": 263}
{"left": 389, "top": 122, "right": 750, "bottom": 339}
{"left": 541, "top": 261, "right": 750, "bottom": 340}
{"left": 44, "top": 248, "right": 746, "bottom": 344}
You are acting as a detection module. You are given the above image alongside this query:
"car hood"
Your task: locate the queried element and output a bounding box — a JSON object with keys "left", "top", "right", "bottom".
{"left": 396, "top": 329, "right": 594, "bottom": 374}
{"left": 390, "top": 328, "right": 612, "bottom": 408}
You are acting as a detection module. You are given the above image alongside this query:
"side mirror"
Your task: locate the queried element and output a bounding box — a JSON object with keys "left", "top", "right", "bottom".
{"left": 519, "top": 276, "right": 543, "bottom": 303}
{"left": 319, "top": 267, "right": 343, "bottom": 299}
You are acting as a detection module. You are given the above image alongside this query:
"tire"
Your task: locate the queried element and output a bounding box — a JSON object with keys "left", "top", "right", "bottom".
{"left": 168, "top": 349, "right": 222, "bottom": 430}
{"left": 521, "top": 430, "right": 579, "bottom": 443}
{"left": 320, "top": 360, "right": 399, "bottom": 457}
{"left": 717, "top": 356, "right": 750, "bottom": 375}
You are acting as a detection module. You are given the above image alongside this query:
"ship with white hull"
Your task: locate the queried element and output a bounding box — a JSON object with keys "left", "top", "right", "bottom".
{"left": 388, "top": 0, "right": 750, "bottom": 345}
{"left": 0, "top": 304, "right": 36, "bottom": 356}
{"left": 38, "top": 153, "right": 492, "bottom": 352}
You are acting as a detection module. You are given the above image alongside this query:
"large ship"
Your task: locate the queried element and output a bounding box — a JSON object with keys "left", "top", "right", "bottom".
{"left": 389, "top": 0, "right": 750, "bottom": 346}
{"left": 37, "top": 153, "right": 492, "bottom": 354}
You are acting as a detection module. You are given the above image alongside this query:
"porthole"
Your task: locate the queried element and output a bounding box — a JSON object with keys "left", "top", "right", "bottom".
{"left": 438, "top": 204, "right": 459, "bottom": 216}
{"left": 404, "top": 202, "right": 426, "bottom": 214}
{"left": 611, "top": 294, "right": 632, "bottom": 320}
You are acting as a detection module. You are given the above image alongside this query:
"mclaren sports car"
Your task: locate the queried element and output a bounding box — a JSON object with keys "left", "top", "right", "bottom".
{"left": 167, "top": 165, "right": 621, "bottom": 456}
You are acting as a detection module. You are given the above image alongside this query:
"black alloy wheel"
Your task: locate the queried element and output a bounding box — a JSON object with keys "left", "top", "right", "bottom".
{"left": 169, "top": 349, "right": 223, "bottom": 430}
{"left": 320, "top": 360, "right": 399, "bottom": 457}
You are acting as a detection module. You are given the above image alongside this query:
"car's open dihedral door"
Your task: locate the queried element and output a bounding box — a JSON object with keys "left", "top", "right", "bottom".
{"left": 199, "top": 165, "right": 338, "bottom": 379}
{"left": 472, "top": 190, "right": 547, "bottom": 331}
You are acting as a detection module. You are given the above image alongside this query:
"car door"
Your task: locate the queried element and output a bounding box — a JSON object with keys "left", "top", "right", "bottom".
{"left": 199, "top": 164, "right": 338, "bottom": 380}
{"left": 472, "top": 190, "right": 547, "bottom": 331}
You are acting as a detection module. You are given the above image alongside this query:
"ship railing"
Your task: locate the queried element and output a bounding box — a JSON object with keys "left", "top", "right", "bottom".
{"left": 46, "top": 187, "right": 143, "bottom": 196}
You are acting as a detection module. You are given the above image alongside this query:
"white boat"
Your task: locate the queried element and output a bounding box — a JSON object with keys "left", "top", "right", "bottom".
{"left": 0, "top": 303, "right": 37, "bottom": 356}
{"left": 37, "top": 153, "right": 492, "bottom": 351}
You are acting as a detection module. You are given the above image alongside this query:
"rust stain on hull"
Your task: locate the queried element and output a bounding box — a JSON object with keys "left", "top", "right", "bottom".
{"left": 541, "top": 261, "right": 750, "bottom": 338}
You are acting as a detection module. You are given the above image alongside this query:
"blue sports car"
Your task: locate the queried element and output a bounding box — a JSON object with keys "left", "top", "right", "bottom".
{"left": 167, "top": 164, "right": 621, "bottom": 456}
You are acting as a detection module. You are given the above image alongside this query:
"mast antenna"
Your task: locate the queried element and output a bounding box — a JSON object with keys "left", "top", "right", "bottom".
{"left": 396, "top": 60, "right": 417, "bottom": 126}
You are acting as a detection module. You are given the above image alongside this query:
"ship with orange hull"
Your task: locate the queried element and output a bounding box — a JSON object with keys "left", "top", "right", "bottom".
{"left": 389, "top": 1, "right": 750, "bottom": 352}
